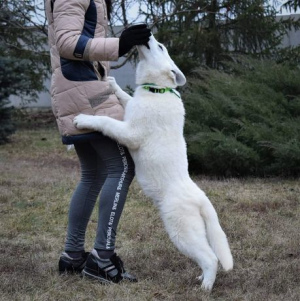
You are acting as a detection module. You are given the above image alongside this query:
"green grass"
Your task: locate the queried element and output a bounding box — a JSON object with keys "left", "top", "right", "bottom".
{"left": 0, "top": 123, "right": 299, "bottom": 301}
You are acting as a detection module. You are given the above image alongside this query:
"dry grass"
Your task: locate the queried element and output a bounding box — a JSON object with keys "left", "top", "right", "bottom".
{"left": 0, "top": 123, "right": 299, "bottom": 301}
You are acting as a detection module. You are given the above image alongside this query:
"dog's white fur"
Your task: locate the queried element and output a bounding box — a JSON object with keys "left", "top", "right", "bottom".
{"left": 74, "top": 35, "right": 233, "bottom": 290}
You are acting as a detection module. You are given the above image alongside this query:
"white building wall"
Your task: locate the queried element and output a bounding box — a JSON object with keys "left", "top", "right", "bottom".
{"left": 278, "top": 14, "right": 300, "bottom": 47}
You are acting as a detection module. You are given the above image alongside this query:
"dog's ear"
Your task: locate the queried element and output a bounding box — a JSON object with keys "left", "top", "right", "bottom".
{"left": 170, "top": 67, "right": 186, "bottom": 87}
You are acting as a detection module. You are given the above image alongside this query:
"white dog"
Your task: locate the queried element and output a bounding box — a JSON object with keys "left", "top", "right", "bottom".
{"left": 74, "top": 35, "right": 233, "bottom": 290}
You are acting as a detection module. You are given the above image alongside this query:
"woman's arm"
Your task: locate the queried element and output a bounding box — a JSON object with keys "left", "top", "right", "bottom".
{"left": 53, "top": 0, "right": 119, "bottom": 62}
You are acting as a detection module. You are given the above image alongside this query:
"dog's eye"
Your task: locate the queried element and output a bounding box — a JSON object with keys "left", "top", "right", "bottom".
{"left": 158, "top": 45, "right": 163, "bottom": 51}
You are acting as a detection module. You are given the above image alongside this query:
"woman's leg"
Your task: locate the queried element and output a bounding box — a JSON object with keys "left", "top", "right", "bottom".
{"left": 60, "top": 135, "right": 134, "bottom": 276}
{"left": 90, "top": 137, "right": 135, "bottom": 253}
{"left": 65, "top": 141, "right": 107, "bottom": 252}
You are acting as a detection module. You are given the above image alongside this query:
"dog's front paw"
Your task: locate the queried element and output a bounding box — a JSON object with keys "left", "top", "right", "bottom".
{"left": 73, "top": 114, "right": 95, "bottom": 130}
{"left": 107, "top": 76, "right": 119, "bottom": 92}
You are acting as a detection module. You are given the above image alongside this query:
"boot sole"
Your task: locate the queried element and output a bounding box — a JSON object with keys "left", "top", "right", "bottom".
{"left": 81, "top": 269, "right": 115, "bottom": 284}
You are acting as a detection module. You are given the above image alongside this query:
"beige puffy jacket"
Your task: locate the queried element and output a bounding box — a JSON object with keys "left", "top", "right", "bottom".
{"left": 45, "top": 0, "right": 124, "bottom": 142}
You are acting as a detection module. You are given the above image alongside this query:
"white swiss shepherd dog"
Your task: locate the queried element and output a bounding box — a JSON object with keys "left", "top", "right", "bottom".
{"left": 74, "top": 35, "right": 233, "bottom": 291}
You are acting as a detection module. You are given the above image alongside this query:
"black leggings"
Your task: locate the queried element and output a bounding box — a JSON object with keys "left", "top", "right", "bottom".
{"left": 65, "top": 134, "right": 135, "bottom": 252}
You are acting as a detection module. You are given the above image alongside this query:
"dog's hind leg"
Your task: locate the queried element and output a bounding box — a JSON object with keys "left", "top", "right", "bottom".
{"left": 160, "top": 203, "right": 218, "bottom": 291}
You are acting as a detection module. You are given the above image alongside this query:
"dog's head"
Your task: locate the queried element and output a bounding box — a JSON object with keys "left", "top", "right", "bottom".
{"left": 136, "top": 35, "right": 186, "bottom": 88}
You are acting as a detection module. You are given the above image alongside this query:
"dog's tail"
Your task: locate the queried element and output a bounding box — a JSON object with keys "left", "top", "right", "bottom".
{"left": 200, "top": 194, "right": 233, "bottom": 271}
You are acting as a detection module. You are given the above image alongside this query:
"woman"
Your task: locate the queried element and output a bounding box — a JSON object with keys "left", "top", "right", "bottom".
{"left": 45, "top": 0, "right": 150, "bottom": 283}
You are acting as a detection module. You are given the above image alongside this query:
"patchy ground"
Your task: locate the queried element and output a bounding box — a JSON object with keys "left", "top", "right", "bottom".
{"left": 0, "top": 124, "right": 299, "bottom": 301}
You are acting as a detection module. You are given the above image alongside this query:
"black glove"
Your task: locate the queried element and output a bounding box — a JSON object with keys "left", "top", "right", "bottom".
{"left": 118, "top": 24, "right": 151, "bottom": 57}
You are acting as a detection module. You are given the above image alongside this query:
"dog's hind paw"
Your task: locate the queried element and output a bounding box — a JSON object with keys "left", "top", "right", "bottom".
{"left": 196, "top": 274, "right": 204, "bottom": 282}
{"left": 196, "top": 274, "right": 213, "bottom": 292}
{"left": 73, "top": 114, "right": 95, "bottom": 130}
{"left": 200, "top": 280, "right": 213, "bottom": 292}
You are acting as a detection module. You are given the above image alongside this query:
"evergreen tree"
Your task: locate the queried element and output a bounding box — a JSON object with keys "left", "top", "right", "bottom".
{"left": 282, "top": 0, "right": 300, "bottom": 11}
{"left": 0, "top": 98, "right": 15, "bottom": 144}
{"left": 184, "top": 58, "right": 300, "bottom": 177}
{"left": 134, "top": 0, "right": 300, "bottom": 71}
{"left": 0, "top": 0, "right": 49, "bottom": 144}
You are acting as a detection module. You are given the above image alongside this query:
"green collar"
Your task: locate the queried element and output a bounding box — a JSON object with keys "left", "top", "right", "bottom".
{"left": 141, "top": 83, "right": 181, "bottom": 99}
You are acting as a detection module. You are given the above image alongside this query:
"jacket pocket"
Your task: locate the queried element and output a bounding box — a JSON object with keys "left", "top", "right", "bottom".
{"left": 88, "top": 86, "right": 114, "bottom": 108}
{"left": 60, "top": 58, "right": 98, "bottom": 81}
